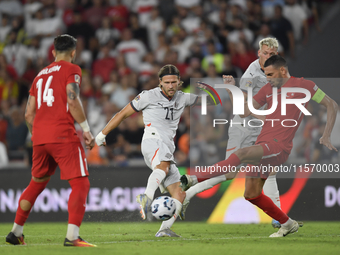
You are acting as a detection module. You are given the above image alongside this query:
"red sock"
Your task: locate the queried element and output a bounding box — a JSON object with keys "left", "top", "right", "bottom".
{"left": 68, "top": 177, "right": 90, "bottom": 227}
{"left": 195, "top": 154, "right": 241, "bottom": 180}
{"left": 247, "top": 193, "right": 289, "bottom": 224}
{"left": 15, "top": 178, "right": 49, "bottom": 226}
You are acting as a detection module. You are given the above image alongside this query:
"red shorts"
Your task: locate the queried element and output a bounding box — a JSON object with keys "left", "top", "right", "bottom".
{"left": 32, "top": 142, "right": 89, "bottom": 180}
{"left": 245, "top": 142, "right": 289, "bottom": 179}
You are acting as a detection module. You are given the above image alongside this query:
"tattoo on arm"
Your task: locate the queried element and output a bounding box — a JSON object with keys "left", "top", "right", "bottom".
{"left": 67, "top": 83, "right": 80, "bottom": 100}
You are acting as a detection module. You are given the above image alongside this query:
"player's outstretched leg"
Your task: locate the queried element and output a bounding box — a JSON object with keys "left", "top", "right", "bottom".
{"left": 65, "top": 177, "right": 96, "bottom": 247}
{"left": 6, "top": 177, "right": 50, "bottom": 245}
{"left": 137, "top": 167, "right": 167, "bottom": 220}
{"left": 155, "top": 182, "right": 185, "bottom": 237}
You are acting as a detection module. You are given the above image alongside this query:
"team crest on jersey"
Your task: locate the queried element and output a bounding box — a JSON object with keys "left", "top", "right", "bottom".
{"left": 245, "top": 80, "right": 252, "bottom": 87}
{"left": 134, "top": 95, "right": 141, "bottom": 101}
{"left": 75, "top": 74, "right": 80, "bottom": 84}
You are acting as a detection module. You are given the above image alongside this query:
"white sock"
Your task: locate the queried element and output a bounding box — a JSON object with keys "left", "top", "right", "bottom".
{"left": 263, "top": 174, "right": 281, "bottom": 208}
{"left": 145, "top": 169, "right": 166, "bottom": 200}
{"left": 186, "top": 175, "right": 227, "bottom": 201}
{"left": 11, "top": 223, "right": 24, "bottom": 237}
{"left": 66, "top": 224, "right": 79, "bottom": 241}
{"left": 159, "top": 198, "right": 182, "bottom": 231}
{"left": 282, "top": 218, "right": 294, "bottom": 227}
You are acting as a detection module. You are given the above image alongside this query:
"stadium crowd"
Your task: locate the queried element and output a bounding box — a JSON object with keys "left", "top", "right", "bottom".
{"left": 0, "top": 0, "right": 336, "bottom": 168}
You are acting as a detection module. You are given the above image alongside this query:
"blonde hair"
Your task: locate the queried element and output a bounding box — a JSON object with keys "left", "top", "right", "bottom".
{"left": 259, "top": 37, "right": 279, "bottom": 50}
{"left": 158, "top": 64, "right": 183, "bottom": 87}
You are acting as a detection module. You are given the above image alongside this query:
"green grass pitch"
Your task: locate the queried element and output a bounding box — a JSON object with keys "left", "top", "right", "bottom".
{"left": 1, "top": 222, "right": 339, "bottom": 255}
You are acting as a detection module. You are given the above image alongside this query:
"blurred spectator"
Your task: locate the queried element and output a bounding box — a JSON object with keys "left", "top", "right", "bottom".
{"left": 261, "top": 0, "right": 285, "bottom": 20}
{"left": 133, "top": 0, "right": 158, "bottom": 28}
{"left": 175, "top": 0, "right": 200, "bottom": 9}
{"left": 0, "top": 14, "right": 11, "bottom": 43}
{"left": 301, "top": 0, "right": 321, "bottom": 32}
{"left": 110, "top": 74, "right": 137, "bottom": 109}
{"left": 92, "top": 44, "right": 116, "bottom": 83}
{"left": 62, "top": 0, "right": 80, "bottom": 27}
{"left": 227, "top": 16, "right": 254, "bottom": 54}
{"left": 96, "top": 17, "right": 120, "bottom": 46}
{"left": 222, "top": 54, "right": 242, "bottom": 78}
{"left": 0, "top": 69, "right": 19, "bottom": 105}
{"left": 138, "top": 52, "right": 155, "bottom": 83}
{"left": 129, "top": 13, "right": 148, "bottom": 48}
{"left": 201, "top": 40, "right": 224, "bottom": 73}
{"left": 83, "top": 0, "right": 106, "bottom": 30}
{"left": 154, "top": 33, "right": 169, "bottom": 63}
{"left": 283, "top": 0, "right": 309, "bottom": 44}
{"left": 253, "top": 23, "right": 284, "bottom": 55}
{"left": 74, "top": 37, "right": 92, "bottom": 69}
{"left": 270, "top": 5, "right": 295, "bottom": 57}
{"left": 231, "top": 41, "right": 257, "bottom": 72}
{"left": 2, "top": 30, "right": 28, "bottom": 77}
{"left": 0, "top": 0, "right": 23, "bottom": 17}
{"left": 6, "top": 106, "right": 27, "bottom": 154}
{"left": 146, "top": 8, "right": 165, "bottom": 51}
{"left": 116, "top": 28, "right": 147, "bottom": 71}
{"left": 106, "top": 0, "right": 129, "bottom": 32}
{"left": 66, "top": 11, "right": 95, "bottom": 48}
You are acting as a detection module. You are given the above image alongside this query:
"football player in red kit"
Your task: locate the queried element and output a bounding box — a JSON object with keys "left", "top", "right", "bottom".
{"left": 190, "top": 55, "right": 338, "bottom": 237}
{"left": 6, "top": 35, "right": 96, "bottom": 247}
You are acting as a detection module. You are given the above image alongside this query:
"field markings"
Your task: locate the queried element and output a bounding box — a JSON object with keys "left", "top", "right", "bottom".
{"left": 1, "top": 234, "right": 339, "bottom": 247}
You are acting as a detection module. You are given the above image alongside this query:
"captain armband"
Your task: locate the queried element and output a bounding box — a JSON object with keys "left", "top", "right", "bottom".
{"left": 311, "top": 88, "right": 326, "bottom": 104}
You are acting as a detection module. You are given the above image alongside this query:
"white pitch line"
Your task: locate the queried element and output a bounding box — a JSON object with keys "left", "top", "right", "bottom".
{"left": 0, "top": 236, "right": 270, "bottom": 247}
{"left": 1, "top": 234, "right": 339, "bottom": 247}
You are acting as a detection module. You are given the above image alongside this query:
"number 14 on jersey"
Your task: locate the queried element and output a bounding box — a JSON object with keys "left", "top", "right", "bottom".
{"left": 36, "top": 76, "right": 55, "bottom": 109}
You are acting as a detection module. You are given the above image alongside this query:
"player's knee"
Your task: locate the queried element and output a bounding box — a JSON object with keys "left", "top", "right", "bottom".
{"left": 244, "top": 189, "right": 261, "bottom": 200}
{"left": 155, "top": 162, "right": 170, "bottom": 175}
{"left": 20, "top": 200, "right": 32, "bottom": 211}
{"left": 69, "top": 177, "right": 90, "bottom": 193}
{"left": 32, "top": 175, "right": 51, "bottom": 183}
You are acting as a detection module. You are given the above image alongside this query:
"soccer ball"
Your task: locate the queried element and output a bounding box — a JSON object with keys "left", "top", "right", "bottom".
{"left": 151, "top": 196, "right": 176, "bottom": 221}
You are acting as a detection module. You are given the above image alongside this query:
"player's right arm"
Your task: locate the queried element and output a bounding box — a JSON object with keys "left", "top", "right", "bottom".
{"left": 95, "top": 103, "right": 136, "bottom": 146}
{"left": 66, "top": 82, "right": 95, "bottom": 150}
{"left": 25, "top": 95, "right": 36, "bottom": 135}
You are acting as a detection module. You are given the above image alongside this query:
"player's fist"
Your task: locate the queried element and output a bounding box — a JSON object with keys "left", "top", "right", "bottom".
{"left": 95, "top": 131, "right": 107, "bottom": 146}
{"left": 223, "top": 75, "right": 235, "bottom": 85}
{"left": 83, "top": 131, "right": 95, "bottom": 150}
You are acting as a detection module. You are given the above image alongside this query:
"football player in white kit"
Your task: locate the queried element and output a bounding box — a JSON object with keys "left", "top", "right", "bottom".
{"left": 95, "top": 64, "right": 217, "bottom": 237}
{"left": 180, "top": 38, "right": 284, "bottom": 228}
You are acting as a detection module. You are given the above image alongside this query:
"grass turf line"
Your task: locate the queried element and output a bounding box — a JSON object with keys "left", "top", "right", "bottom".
{"left": 1, "top": 222, "right": 339, "bottom": 255}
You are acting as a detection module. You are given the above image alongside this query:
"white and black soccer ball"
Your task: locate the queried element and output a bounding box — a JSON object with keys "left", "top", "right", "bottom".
{"left": 151, "top": 196, "right": 176, "bottom": 221}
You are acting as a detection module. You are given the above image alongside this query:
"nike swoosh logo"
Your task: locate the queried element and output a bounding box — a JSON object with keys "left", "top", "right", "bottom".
{"left": 266, "top": 93, "right": 281, "bottom": 98}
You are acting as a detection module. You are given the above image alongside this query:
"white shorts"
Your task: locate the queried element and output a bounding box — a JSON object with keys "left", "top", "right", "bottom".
{"left": 141, "top": 138, "right": 181, "bottom": 190}
{"left": 225, "top": 126, "right": 259, "bottom": 159}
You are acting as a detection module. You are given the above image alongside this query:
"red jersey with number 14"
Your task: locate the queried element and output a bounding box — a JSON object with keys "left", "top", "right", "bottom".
{"left": 29, "top": 60, "right": 82, "bottom": 145}
{"left": 253, "top": 77, "right": 319, "bottom": 154}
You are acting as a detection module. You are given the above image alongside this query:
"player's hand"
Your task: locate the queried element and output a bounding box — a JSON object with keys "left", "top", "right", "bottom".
{"left": 196, "top": 81, "right": 208, "bottom": 90}
{"left": 83, "top": 131, "right": 95, "bottom": 150}
{"left": 223, "top": 75, "right": 235, "bottom": 85}
{"left": 95, "top": 131, "right": 107, "bottom": 147}
{"left": 320, "top": 136, "right": 338, "bottom": 151}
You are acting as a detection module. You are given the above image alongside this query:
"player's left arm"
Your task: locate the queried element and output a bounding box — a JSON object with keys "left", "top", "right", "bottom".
{"left": 317, "top": 92, "right": 339, "bottom": 151}
{"left": 24, "top": 95, "right": 36, "bottom": 135}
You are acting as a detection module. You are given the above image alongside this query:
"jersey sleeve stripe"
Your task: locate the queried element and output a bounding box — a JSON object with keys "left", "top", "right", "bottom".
{"left": 130, "top": 102, "right": 139, "bottom": 112}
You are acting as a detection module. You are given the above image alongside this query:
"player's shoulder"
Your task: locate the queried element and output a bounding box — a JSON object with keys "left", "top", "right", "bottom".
{"left": 242, "top": 59, "right": 262, "bottom": 78}
{"left": 291, "top": 77, "right": 315, "bottom": 87}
